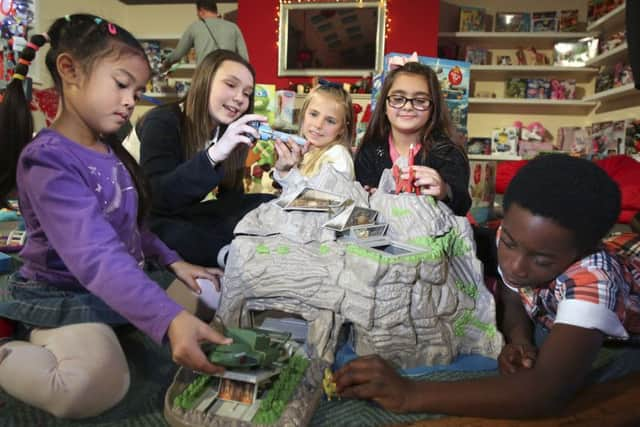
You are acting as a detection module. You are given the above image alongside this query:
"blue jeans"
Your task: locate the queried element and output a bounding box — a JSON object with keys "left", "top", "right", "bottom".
{"left": 534, "top": 323, "right": 640, "bottom": 384}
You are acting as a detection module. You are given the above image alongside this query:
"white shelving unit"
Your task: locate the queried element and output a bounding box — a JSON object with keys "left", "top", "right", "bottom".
{"left": 468, "top": 154, "right": 522, "bottom": 161}
{"left": 586, "top": 3, "right": 626, "bottom": 33}
{"left": 583, "top": 83, "right": 636, "bottom": 102}
{"left": 468, "top": 97, "right": 597, "bottom": 115}
{"left": 584, "top": 4, "right": 637, "bottom": 109}
{"left": 470, "top": 65, "right": 598, "bottom": 82}
{"left": 438, "top": 31, "right": 597, "bottom": 49}
{"left": 586, "top": 42, "right": 628, "bottom": 67}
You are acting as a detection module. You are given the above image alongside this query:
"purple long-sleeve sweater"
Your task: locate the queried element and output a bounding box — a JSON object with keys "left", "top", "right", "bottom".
{"left": 16, "top": 129, "right": 183, "bottom": 344}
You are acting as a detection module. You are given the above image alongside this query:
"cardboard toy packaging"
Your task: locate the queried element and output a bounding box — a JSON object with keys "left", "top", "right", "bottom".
{"left": 253, "top": 84, "right": 277, "bottom": 125}
{"left": 469, "top": 160, "right": 496, "bottom": 224}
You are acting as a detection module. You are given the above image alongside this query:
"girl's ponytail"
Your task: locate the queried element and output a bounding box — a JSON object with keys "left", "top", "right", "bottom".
{"left": 0, "top": 33, "right": 49, "bottom": 207}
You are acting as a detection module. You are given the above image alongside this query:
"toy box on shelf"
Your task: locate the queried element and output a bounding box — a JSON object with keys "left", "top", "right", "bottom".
{"left": 491, "top": 127, "right": 519, "bottom": 156}
{"left": 377, "top": 52, "right": 470, "bottom": 138}
{"left": 459, "top": 6, "right": 487, "bottom": 32}
{"left": 254, "top": 84, "right": 277, "bottom": 125}
{"left": 532, "top": 11, "right": 558, "bottom": 32}
{"left": 495, "top": 12, "right": 530, "bottom": 32}
{"left": 467, "top": 137, "right": 492, "bottom": 155}
{"left": 590, "top": 121, "right": 626, "bottom": 157}
{"left": 553, "top": 37, "right": 599, "bottom": 67}
{"left": 625, "top": 119, "right": 640, "bottom": 159}
{"left": 587, "top": 0, "right": 625, "bottom": 25}
{"left": 469, "top": 160, "right": 496, "bottom": 224}
{"left": 558, "top": 10, "right": 579, "bottom": 32}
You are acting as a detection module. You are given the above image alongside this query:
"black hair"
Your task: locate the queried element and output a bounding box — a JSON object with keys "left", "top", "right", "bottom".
{"left": 0, "top": 14, "right": 152, "bottom": 224}
{"left": 503, "top": 154, "right": 621, "bottom": 253}
{"left": 196, "top": 0, "right": 218, "bottom": 14}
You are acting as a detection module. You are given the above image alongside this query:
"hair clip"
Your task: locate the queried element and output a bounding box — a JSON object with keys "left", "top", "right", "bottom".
{"left": 42, "top": 32, "right": 50, "bottom": 42}
{"left": 18, "top": 58, "right": 31, "bottom": 66}
{"left": 64, "top": 15, "right": 71, "bottom": 22}
{"left": 94, "top": 18, "right": 103, "bottom": 24}
{"left": 25, "top": 41, "right": 40, "bottom": 51}
{"left": 107, "top": 23, "right": 117, "bottom": 35}
{"left": 12, "top": 73, "right": 25, "bottom": 81}
{"left": 318, "top": 79, "right": 343, "bottom": 90}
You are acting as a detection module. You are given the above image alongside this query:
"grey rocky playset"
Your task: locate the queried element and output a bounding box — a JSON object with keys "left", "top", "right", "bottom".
{"left": 164, "top": 165, "right": 503, "bottom": 426}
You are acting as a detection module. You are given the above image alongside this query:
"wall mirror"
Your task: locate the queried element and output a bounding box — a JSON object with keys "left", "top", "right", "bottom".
{"left": 278, "top": 1, "right": 386, "bottom": 77}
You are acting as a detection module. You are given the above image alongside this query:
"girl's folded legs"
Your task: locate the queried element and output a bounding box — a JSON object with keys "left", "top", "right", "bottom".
{"left": 0, "top": 322, "right": 129, "bottom": 418}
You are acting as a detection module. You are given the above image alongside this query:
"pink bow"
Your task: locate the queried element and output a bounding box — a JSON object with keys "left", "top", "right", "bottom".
{"left": 388, "top": 51, "right": 420, "bottom": 70}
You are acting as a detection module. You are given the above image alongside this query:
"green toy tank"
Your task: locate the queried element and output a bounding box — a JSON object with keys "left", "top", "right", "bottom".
{"left": 208, "top": 327, "right": 291, "bottom": 369}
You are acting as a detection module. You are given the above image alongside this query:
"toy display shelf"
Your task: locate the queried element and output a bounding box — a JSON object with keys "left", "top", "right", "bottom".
{"left": 583, "top": 83, "right": 637, "bottom": 103}
{"left": 586, "top": 3, "right": 626, "bottom": 34}
{"left": 468, "top": 97, "right": 597, "bottom": 115}
{"left": 470, "top": 65, "right": 598, "bottom": 82}
{"left": 468, "top": 153, "right": 522, "bottom": 161}
{"left": 438, "top": 31, "right": 598, "bottom": 49}
{"left": 586, "top": 42, "right": 628, "bottom": 68}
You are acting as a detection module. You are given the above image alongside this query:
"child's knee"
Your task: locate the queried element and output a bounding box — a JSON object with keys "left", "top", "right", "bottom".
{"left": 49, "top": 353, "right": 131, "bottom": 418}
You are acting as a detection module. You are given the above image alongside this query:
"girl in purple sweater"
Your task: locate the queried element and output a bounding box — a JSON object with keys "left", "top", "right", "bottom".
{"left": 0, "top": 14, "right": 241, "bottom": 418}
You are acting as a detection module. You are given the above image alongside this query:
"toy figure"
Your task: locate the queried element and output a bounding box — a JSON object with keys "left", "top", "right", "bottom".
{"left": 248, "top": 120, "right": 307, "bottom": 146}
{"left": 550, "top": 79, "right": 565, "bottom": 100}
{"left": 392, "top": 144, "right": 419, "bottom": 194}
{"left": 515, "top": 121, "right": 546, "bottom": 141}
{"left": 515, "top": 48, "right": 527, "bottom": 65}
{"left": 322, "top": 368, "right": 338, "bottom": 401}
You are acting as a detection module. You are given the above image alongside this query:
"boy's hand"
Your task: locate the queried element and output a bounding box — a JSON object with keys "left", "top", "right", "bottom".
{"left": 169, "top": 260, "right": 223, "bottom": 292}
{"left": 498, "top": 342, "right": 538, "bottom": 374}
{"left": 167, "top": 310, "right": 232, "bottom": 375}
{"left": 334, "top": 355, "right": 415, "bottom": 413}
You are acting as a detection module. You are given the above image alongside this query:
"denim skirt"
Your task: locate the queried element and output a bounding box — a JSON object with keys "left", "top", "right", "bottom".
{"left": 0, "top": 272, "right": 129, "bottom": 339}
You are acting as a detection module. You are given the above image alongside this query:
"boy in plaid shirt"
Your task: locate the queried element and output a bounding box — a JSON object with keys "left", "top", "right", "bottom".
{"left": 335, "top": 155, "right": 640, "bottom": 418}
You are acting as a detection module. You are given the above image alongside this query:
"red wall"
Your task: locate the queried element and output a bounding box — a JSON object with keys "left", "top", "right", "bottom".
{"left": 237, "top": 0, "right": 440, "bottom": 89}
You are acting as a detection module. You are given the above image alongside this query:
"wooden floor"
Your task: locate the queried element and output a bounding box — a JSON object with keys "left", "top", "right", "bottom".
{"left": 405, "top": 372, "right": 640, "bottom": 427}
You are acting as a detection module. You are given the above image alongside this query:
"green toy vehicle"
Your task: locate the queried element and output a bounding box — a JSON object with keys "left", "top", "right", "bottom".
{"left": 207, "top": 327, "right": 292, "bottom": 369}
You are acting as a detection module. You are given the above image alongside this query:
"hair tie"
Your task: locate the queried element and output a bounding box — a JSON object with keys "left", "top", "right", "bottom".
{"left": 42, "top": 32, "right": 50, "bottom": 42}
{"left": 318, "top": 79, "right": 342, "bottom": 90}
{"left": 18, "top": 58, "right": 31, "bottom": 66}
{"left": 64, "top": 15, "right": 71, "bottom": 22}
{"left": 26, "top": 42, "right": 40, "bottom": 51}
{"left": 107, "top": 23, "right": 117, "bottom": 35}
{"left": 12, "top": 73, "right": 25, "bottom": 81}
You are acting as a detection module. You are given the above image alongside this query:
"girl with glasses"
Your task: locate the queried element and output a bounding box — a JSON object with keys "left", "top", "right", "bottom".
{"left": 354, "top": 62, "right": 471, "bottom": 216}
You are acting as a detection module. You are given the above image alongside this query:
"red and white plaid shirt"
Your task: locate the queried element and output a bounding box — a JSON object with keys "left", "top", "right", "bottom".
{"left": 502, "top": 232, "right": 640, "bottom": 340}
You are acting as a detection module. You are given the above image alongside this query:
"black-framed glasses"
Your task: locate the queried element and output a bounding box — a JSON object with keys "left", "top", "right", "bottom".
{"left": 386, "top": 95, "right": 431, "bottom": 111}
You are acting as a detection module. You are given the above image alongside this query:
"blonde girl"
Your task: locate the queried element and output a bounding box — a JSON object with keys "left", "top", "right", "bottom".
{"left": 273, "top": 82, "right": 355, "bottom": 188}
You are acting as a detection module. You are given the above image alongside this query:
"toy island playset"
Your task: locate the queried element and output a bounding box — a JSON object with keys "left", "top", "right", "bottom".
{"left": 163, "top": 163, "right": 504, "bottom": 427}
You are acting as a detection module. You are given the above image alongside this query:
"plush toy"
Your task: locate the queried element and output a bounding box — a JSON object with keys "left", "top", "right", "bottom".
{"left": 550, "top": 79, "right": 565, "bottom": 100}
{"left": 514, "top": 121, "right": 546, "bottom": 141}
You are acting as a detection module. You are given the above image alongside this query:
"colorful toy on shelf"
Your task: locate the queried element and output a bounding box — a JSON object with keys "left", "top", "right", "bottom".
{"left": 514, "top": 121, "right": 546, "bottom": 142}
{"left": 392, "top": 143, "right": 419, "bottom": 194}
